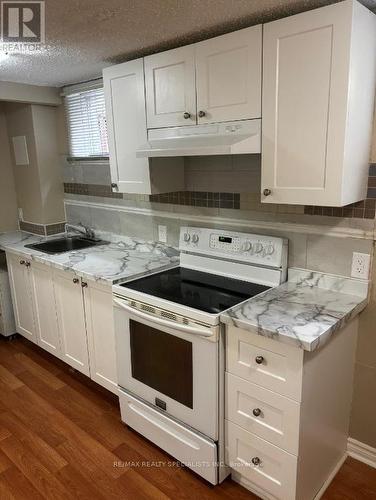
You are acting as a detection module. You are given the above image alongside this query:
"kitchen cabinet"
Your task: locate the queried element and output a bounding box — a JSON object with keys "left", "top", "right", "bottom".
{"left": 84, "top": 280, "right": 117, "bottom": 393}
{"left": 144, "top": 26, "right": 262, "bottom": 129}
{"left": 53, "top": 269, "right": 90, "bottom": 376}
{"left": 103, "top": 59, "right": 184, "bottom": 194}
{"left": 30, "top": 261, "right": 61, "bottom": 358}
{"left": 225, "top": 320, "right": 358, "bottom": 499}
{"left": 195, "top": 26, "right": 262, "bottom": 124}
{"left": 144, "top": 46, "right": 196, "bottom": 128}
{"left": 262, "top": 0, "right": 376, "bottom": 206}
{"left": 6, "top": 253, "right": 37, "bottom": 344}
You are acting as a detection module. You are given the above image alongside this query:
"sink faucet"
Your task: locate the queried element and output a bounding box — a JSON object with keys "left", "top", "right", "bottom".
{"left": 66, "top": 223, "right": 96, "bottom": 240}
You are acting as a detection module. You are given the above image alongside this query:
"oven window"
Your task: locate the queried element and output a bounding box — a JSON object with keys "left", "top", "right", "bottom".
{"left": 130, "top": 320, "right": 193, "bottom": 408}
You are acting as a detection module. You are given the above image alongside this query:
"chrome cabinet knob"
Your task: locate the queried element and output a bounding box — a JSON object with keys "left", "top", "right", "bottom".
{"left": 255, "top": 355, "right": 264, "bottom": 365}
{"left": 198, "top": 110, "right": 206, "bottom": 118}
{"left": 183, "top": 112, "right": 191, "bottom": 119}
{"left": 19, "top": 260, "right": 25, "bottom": 265}
{"left": 251, "top": 457, "right": 261, "bottom": 466}
{"left": 253, "top": 408, "right": 262, "bottom": 417}
{"left": 81, "top": 281, "right": 88, "bottom": 288}
{"left": 111, "top": 183, "right": 118, "bottom": 189}
{"left": 263, "top": 189, "right": 272, "bottom": 196}
{"left": 73, "top": 278, "right": 79, "bottom": 284}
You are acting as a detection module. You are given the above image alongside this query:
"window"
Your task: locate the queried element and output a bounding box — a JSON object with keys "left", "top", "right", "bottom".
{"left": 64, "top": 83, "right": 109, "bottom": 159}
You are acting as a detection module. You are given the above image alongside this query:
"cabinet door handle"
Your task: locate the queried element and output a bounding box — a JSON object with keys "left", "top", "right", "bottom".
{"left": 183, "top": 112, "right": 191, "bottom": 119}
{"left": 111, "top": 183, "right": 118, "bottom": 189}
{"left": 81, "top": 282, "right": 88, "bottom": 288}
{"left": 255, "top": 355, "right": 264, "bottom": 365}
{"left": 73, "top": 278, "right": 79, "bottom": 284}
{"left": 263, "top": 189, "right": 272, "bottom": 196}
{"left": 198, "top": 110, "right": 206, "bottom": 118}
{"left": 251, "top": 457, "right": 261, "bottom": 466}
{"left": 253, "top": 408, "right": 262, "bottom": 417}
{"left": 19, "top": 260, "right": 25, "bottom": 265}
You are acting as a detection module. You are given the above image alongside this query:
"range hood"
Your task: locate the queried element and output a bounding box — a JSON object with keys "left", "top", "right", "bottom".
{"left": 136, "top": 119, "right": 261, "bottom": 158}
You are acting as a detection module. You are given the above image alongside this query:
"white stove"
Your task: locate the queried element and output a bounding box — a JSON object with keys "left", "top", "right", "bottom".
{"left": 112, "top": 227, "right": 287, "bottom": 484}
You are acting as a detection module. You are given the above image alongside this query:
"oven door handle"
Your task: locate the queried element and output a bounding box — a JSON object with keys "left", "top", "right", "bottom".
{"left": 113, "top": 298, "right": 214, "bottom": 337}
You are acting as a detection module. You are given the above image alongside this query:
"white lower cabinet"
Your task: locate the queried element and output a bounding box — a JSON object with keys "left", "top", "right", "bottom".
{"left": 225, "top": 320, "right": 359, "bottom": 500}
{"left": 6, "top": 252, "right": 117, "bottom": 393}
{"left": 31, "top": 261, "right": 61, "bottom": 358}
{"left": 84, "top": 280, "right": 118, "bottom": 393}
{"left": 53, "top": 269, "right": 90, "bottom": 376}
{"left": 6, "top": 253, "right": 37, "bottom": 344}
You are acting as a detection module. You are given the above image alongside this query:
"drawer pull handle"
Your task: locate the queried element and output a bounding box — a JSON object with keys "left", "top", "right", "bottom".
{"left": 255, "top": 355, "right": 264, "bottom": 365}
{"left": 253, "top": 408, "right": 262, "bottom": 417}
{"left": 251, "top": 457, "right": 261, "bottom": 466}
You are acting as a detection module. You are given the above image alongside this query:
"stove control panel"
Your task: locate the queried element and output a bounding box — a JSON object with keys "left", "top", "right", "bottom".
{"left": 179, "top": 227, "right": 288, "bottom": 269}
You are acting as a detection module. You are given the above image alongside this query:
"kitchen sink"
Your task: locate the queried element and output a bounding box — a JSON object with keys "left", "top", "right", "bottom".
{"left": 25, "top": 236, "right": 109, "bottom": 254}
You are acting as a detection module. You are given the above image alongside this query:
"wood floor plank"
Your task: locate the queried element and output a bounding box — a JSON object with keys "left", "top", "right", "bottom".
{"left": 14, "top": 353, "right": 65, "bottom": 390}
{"left": 0, "top": 364, "right": 24, "bottom": 390}
{"left": 0, "top": 466, "right": 44, "bottom": 500}
{"left": 0, "top": 435, "right": 75, "bottom": 500}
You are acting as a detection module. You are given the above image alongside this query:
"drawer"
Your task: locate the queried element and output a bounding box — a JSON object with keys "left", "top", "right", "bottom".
{"left": 226, "top": 326, "right": 303, "bottom": 401}
{"left": 226, "top": 372, "right": 300, "bottom": 455}
{"left": 226, "top": 420, "right": 297, "bottom": 500}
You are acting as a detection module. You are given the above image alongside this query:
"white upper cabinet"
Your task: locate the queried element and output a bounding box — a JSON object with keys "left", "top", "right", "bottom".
{"left": 195, "top": 26, "right": 262, "bottom": 124}
{"left": 145, "top": 46, "right": 196, "bottom": 128}
{"left": 262, "top": 0, "right": 376, "bottom": 206}
{"left": 104, "top": 59, "right": 184, "bottom": 194}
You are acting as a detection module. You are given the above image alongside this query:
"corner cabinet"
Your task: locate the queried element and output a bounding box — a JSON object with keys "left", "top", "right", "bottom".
{"left": 144, "top": 26, "right": 262, "bottom": 128}
{"left": 103, "top": 59, "right": 184, "bottom": 195}
{"left": 262, "top": 0, "right": 376, "bottom": 206}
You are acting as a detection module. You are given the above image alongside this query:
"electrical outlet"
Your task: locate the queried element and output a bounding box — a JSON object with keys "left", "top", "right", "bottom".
{"left": 351, "top": 252, "right": 370, "bottom": 279}
{"left": 158, "top": 225, "right": 167, "bottom": 243}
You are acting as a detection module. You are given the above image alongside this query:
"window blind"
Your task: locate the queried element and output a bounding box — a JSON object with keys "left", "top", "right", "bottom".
{"left": 64, "top": 86, "right": 109, "bottom": 159}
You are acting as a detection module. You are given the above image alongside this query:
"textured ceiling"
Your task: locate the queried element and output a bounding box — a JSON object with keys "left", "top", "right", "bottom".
{"left": 1, "top": 0, "right": 376, "bottom": 87}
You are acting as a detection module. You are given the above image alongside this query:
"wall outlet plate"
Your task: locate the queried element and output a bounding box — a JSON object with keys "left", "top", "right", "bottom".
{"left": 158, "top": 225, "right": 167, "bottom": 243}
{"left": 351, "top": 252, "right": 371, "bottom": 279}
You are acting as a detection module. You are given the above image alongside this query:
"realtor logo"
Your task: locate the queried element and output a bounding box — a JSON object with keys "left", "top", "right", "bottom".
{"left": 1, "top": 1, "right": 45, "bottom": 43}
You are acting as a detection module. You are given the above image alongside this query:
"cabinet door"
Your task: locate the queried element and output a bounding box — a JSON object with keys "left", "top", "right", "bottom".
{"left": 262, "top": 2, "right": 353, "bottom": 205}
{"left": 31, "top": 262, "right": 61, "bottom": 358}
{"left": 144, "top": 46, "right": 196, "bottom": 128}
{"left": 104, "top": 58, "right": 152, "bottom": 194}
{"left": 6, "top": 253, "right": 36, "bottom": 343}
{"left": 196, "top": 26, "right": 262, "bottom": 124}
{"left": 53, "top": 270, "right": 90, "bottom": 376}
{"left": 84, "top": 281, "right": 118, "bottom": 393}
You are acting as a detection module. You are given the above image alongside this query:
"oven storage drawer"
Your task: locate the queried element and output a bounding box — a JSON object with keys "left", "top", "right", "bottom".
{"left": 226, "top": 326, "right": 303, "bottom": 401}
{"left": 225, "top": 372, "right": 300, "bottom": 455}
{"left": 119, "top": 388, "right": 218, "bottom": 484}
{"left": 226, "top": 420, "right": 297, "bottom": 500}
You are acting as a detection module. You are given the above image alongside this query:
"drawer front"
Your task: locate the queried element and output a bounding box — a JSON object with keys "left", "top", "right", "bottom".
{"left": 226, "top": 326, "right": 303, "bottom": 401}
{"left": 226, "top": 420, "right": 297, "bottom": 500}
{"left": 226, "top": 372, "right": 300, "bottom": 455}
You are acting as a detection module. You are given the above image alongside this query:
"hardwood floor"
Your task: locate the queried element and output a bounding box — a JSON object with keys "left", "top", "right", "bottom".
{"left": 0, "top": 337, "right": 374, "bottom": 500}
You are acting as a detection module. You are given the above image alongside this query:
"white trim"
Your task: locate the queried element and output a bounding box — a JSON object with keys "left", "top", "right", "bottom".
{"left": 348, "top": 437, "right": 376, "bottom": 469}
{"left": 314, "top": 453, "right": 347, "bottom": 499}
{"left": 64, "top": 198, "right": 375, "bottom": 240}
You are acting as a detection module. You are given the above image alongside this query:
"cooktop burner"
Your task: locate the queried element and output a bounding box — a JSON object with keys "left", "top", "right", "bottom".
{"left": 121, "top": 267, "right": 270, "bottom": 314}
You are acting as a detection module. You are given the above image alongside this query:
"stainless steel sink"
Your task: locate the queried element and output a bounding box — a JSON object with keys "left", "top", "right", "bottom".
{"left": 25, "top": 236, "right": 109, "bottom": 254}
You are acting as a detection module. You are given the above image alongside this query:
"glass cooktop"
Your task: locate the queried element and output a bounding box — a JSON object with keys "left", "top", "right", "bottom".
{"left": 120, "top": 267, "right": 270, "bottom": 314}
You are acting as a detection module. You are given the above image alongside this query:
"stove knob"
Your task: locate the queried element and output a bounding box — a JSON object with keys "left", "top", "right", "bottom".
{"left": 265, "top": 244, "right": 275, "bottom": 255}
{"left": 254, "top": 242, "right": 263, "bottom": 254}
{"left": 242, "top": 241, "right": 252, "bottom": 252}
{"left": 183, "top": 233, "right": 191, "bottom": 242}
{"left": 192, "top": 234, "right": 199, "bottom": 244}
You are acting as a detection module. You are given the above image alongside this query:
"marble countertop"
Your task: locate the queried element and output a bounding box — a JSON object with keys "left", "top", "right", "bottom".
{"left": 0, "top": 231, "right": 179, "bottom": 285}
{"left": 221, "top": 269, "right": 369, "bottom": 351}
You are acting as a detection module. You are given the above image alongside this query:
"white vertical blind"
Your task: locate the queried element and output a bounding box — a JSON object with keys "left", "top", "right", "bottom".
{"left": 64, "top": 86, "right": 109, "bottom": 158}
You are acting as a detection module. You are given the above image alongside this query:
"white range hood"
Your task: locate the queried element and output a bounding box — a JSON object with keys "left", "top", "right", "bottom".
{"left": 136, "top": 119, "right": 261, "bottom": 158}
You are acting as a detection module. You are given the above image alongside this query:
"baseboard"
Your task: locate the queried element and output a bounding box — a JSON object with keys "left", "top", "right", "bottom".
{"left": 348, "top": 437, "right": 376, "bottom": 469}
{"left": 314, "top": 453, "right": 347, "bottom": 500}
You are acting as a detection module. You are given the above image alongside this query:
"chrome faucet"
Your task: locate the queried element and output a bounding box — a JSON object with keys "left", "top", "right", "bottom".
{"left": 66, "top": 223, "right": 96, "bottom": 240}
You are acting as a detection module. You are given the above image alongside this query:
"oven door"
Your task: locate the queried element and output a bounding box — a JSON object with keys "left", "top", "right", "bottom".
{"left": 113, "top": 297, "right": 219, "bottom": 440}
